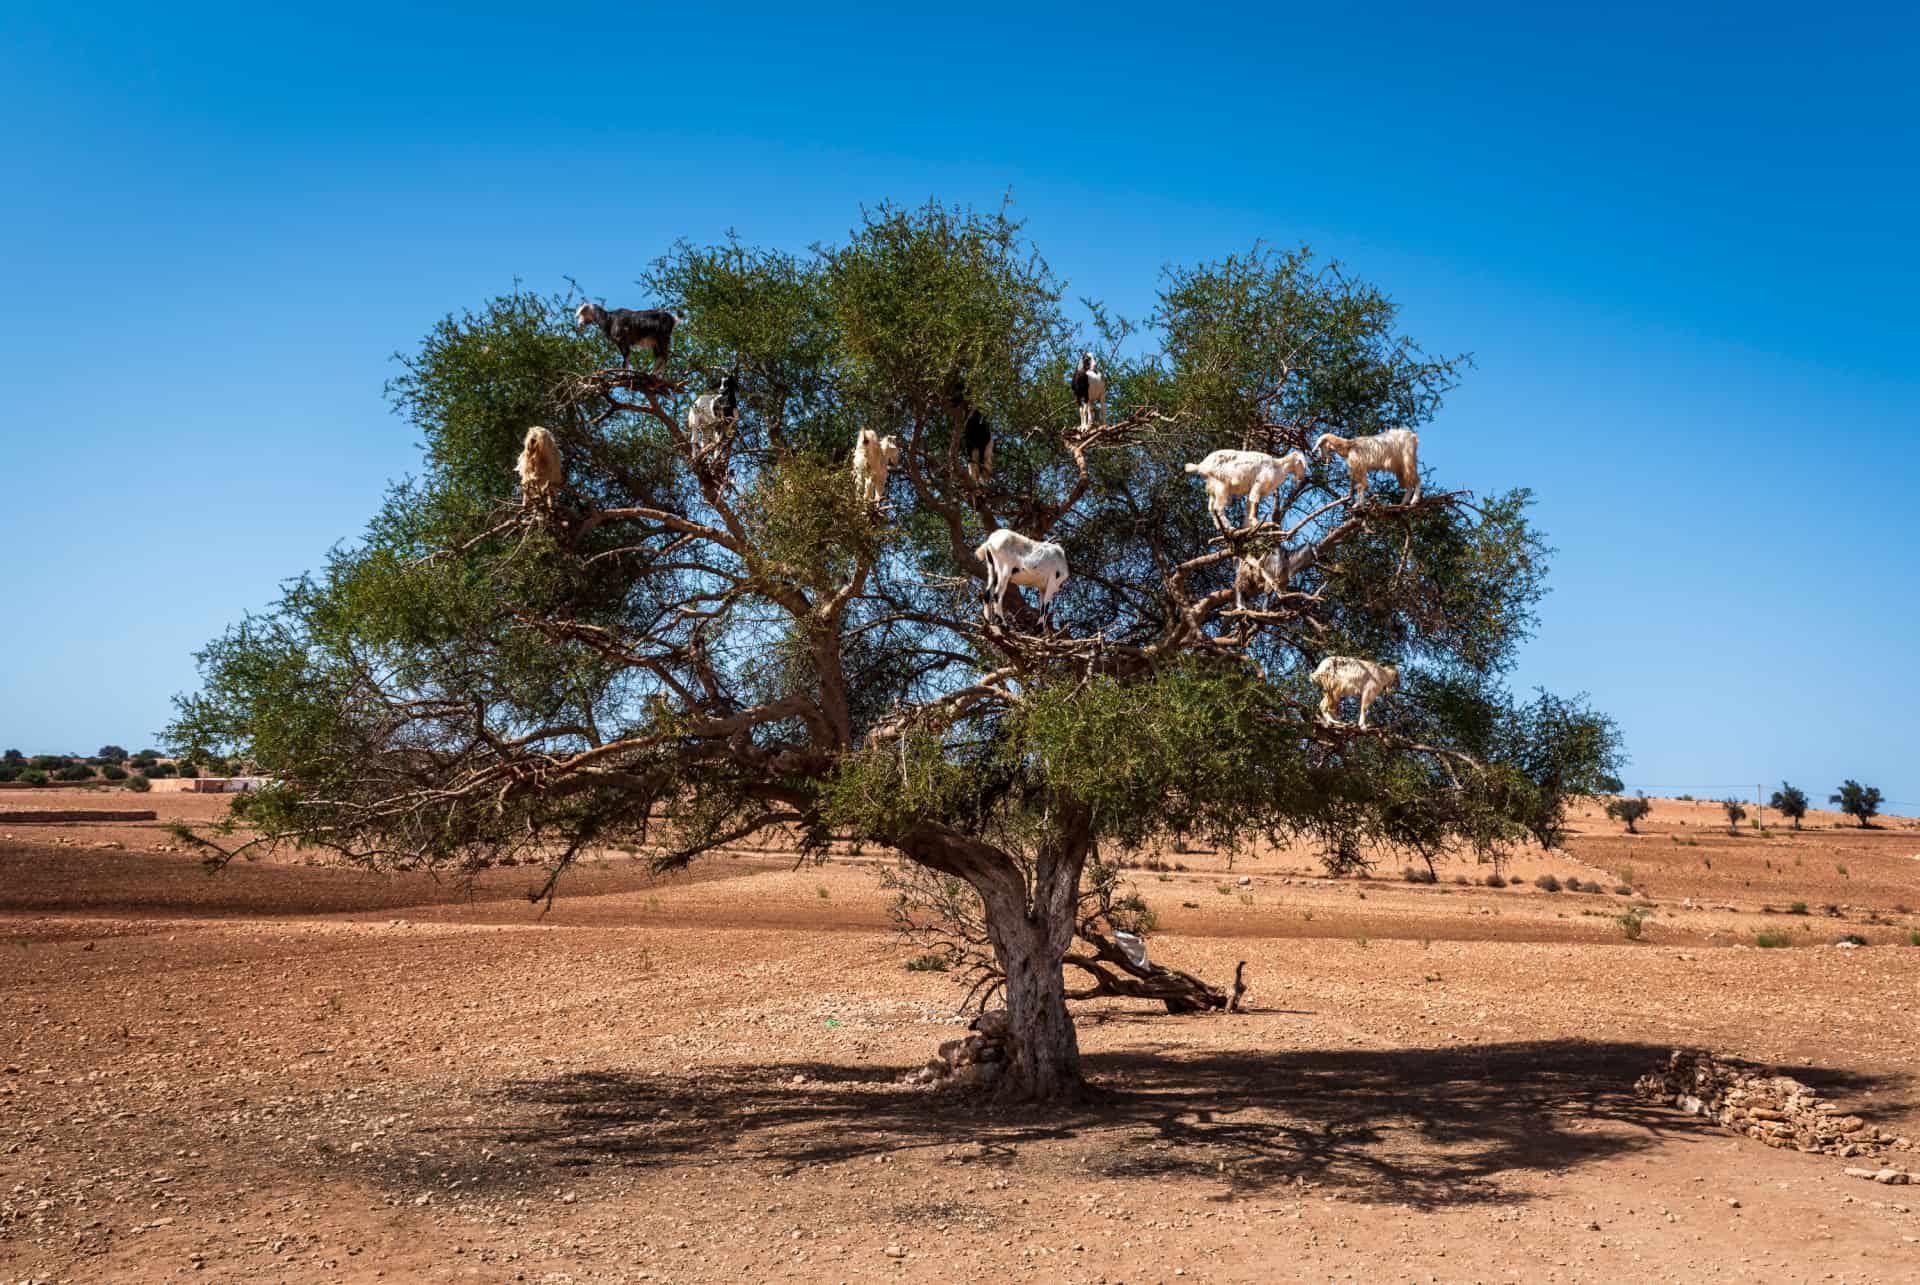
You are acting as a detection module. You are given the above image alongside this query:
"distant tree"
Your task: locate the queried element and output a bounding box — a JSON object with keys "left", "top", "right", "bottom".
{"left": 0, "top": 766, "right": 18, "bottom": 782}
{"left": 97, "top": 745, "right": 129, "bottom": 763}
{"left": 1605, "top": 794, "right": 1651, "bottom": 834}
{"left": 176, "top": 762, "right": 199, "bottom": 779}
{"left": 1768, "top": 781, "right": 1808, "bottom": 829}
{"left": 18, "top": 769, "right": 47, "bottom": 786}
{"left": 1829, "top": 780, "right": 1882, "bottom": 828}
{"left": 146, "top": 761, "right": 177, "bottom": 778}
{"left": 30, "top": 755, "right": 69, "bottom": 771}
{"left": 167, "top": 206, "right": 1619, "bottom": 1102}
{"left": 101, "top": 765, "right": 129, "bottom": 781}
{"left": 1721, "top": 797, "right": 1747, "bottom": 835}
{"left": 3, "top": 749, "right": 22, "bottom": 764}
{"left": 126, "top": 773, "right": 152, "bottom": 793}
{"left": 53, "top": 764, "right": 95, "bottom": 781}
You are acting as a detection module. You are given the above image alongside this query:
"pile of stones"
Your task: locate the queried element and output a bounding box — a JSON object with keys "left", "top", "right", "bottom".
{"left": 902, "top": 1010, "right": 1011, "bottom": 1090}
{"left": 1636, "top": 1049, "right": 1915, "bottom": 1182}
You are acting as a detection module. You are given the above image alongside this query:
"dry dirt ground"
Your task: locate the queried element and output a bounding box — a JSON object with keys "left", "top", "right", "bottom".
{"left": 4, "top": 789, "right": 1919, "bottom": 1283}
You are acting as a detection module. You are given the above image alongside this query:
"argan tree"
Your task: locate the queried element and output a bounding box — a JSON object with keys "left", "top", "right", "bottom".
{"left": 1768, "top": 781, "right": 1808, "bottom": 829}
{"left": 1829, "top": 780, "right": 1882, "bottom": 828}
{"left": 1605, "top": 793, "right": 1651, "bottom": 834}
{"left": 170, "top": 202, "right": 1618, "bottom": 1102}
{"left": 1722, "top": 797, "right": 1748, "bottom": 835}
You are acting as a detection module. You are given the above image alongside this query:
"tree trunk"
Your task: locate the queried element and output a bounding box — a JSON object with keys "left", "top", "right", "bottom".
{"left": 991, "top": 911, "right": 1084, "bottom": 1102}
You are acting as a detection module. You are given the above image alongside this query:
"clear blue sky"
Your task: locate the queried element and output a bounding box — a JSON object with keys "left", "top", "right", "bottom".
{"left": 2, "top": 2, "right": 1914, "bottom": 807}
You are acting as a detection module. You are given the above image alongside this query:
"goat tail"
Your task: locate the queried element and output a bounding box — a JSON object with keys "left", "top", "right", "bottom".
{"left": 973, "top": 540, "right": 992, "bottom": 564}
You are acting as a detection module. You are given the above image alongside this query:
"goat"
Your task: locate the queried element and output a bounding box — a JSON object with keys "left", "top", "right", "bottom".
{"left": 517, "top": 426, "right": 562, "bottom": 507}
{"left": 1071, "top": 353, "right": 1106, "bottom": 430}
{"left": 1315, "top": 428, "right": 1420, "bottom": 505}
{"left": 1234, "top": 545, "right": 1310, "bottom": 612}
{"left": 851, "top": 428, "right": 901, "bottom": 505}
{"left": 963, "top": 408, "right": 993, "bottom": 481}
{"left": 974, "top": 528, "right": 1069, "bottom": 627}
{"left": 1184, "top": 449, "right": 1308, "bottom": 530}
{"left": 575, "top": 302, "right": 679, "bottom": 372}
{"left": 1310, "top": 656, "right": 1399, "bottom": 729}
{"left": 686, "top": 373, "right": 740, "bottom": 457}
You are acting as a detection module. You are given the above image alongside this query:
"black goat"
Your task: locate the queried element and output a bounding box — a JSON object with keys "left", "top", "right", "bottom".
{"left": 575, "top": 302, "right": 679, "bottom": 372}
{"left": 963, "top": 408, "right": 993, "bottom": 481}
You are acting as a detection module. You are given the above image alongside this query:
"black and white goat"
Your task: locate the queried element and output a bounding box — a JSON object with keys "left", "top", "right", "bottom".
{"left": 686, "top": 373, "right": 740, "bottom": 457}
{"left": 575, "top": 302, "right": 679, "bottom": 372}
{"left": 974, "top": 528, "right": 1069, "bottom": 628}
{"left": 1071, "top": 352, "right": 1106, "bottom": 431}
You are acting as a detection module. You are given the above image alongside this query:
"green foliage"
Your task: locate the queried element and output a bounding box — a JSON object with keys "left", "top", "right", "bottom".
{"left": 1533, "top": 873, "right": 1561, "bottom": 892}
{"left": 52, "top": 764, "right": 94, "bottom": 781}
{"left": 100, "top": 765, "right": 129, "bottom": 781}
{"left": 1, "top": 749, "right": 21, "bottom": 764}
{"left": 18, "top": 770, "right": 47, "bottom": 786}
{"left": 905, "top": 953, "right": 950, "bottom": 972}
{"left": 169, "top": 200, "right": 1617, "bottom": 915}
{"left": 1755, "top": 931, "right": 1793, "bottom": 948}
{"left": 1606, "top": 794, "right": 1651, "bottom": 833}
{"left": 177, "top": 763, "right": 199, "bottom": 779}
{"left": 97, "top": 745, "right": 128, "bottom": 763}
{"left": 1769, "top": 781, "right": 1808, "bottom": 828}
{"left": 1617, "top": 910, "right": 1643, "bottom": 940}
{"left": 146, "top": 761, "right": 177, "bottom": 778}
{"left": 126, "top": 774, "right": 152, "bottom": 793}
{"left": 1829, "top": 780, "right": 1881, "bottom": 827}
{"left": 1721, "top": 798, "right": 1747, "bottom": 833}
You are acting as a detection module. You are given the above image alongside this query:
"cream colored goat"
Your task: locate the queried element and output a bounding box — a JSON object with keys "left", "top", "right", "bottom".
{"left": 1315, "top": 429, "right": 1420, "bottom": 505}
{"left": 1310, "top": 656, "right": 1399, "bottom": 729}
{"left": 851, "top": 428, "right": 901, "bottom": 505}
{"left": 517, "top": 426, "right": 562, "bottom": 507}
{"left": 1183, "top": 448, "right": 1308, "bottom": 529}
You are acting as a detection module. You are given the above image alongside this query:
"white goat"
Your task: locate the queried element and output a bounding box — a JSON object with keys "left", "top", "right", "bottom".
{"left": 1234, "top": 546, "right": 1307, "bottom": 612}
{"left": 851, "top": 428, "right": 901, "bottom": 505}
{"left": 974, "top": 528, "right": 1069, "bottom": 627}
{"left": 517, "top": 426, "right": 562, "bottom": 507}
{"left": 1310, "top": 656, "right": 1399, "bottom": 729}
{"left": 1315, "top": 428, "right": 1420, "bottom": 505}
{"left": 1184, "top": 449, "right": 1308, "bottom": 529}
{"left": 686, "top": 373, "right": 739, "bottom": 458}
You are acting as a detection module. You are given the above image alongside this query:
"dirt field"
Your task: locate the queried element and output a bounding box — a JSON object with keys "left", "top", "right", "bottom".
{"left": 4, "top": 789, "right": 1919, "bottom": 1282}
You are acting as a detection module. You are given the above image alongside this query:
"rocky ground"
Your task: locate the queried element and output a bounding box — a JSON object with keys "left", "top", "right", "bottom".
{"left": 3, "top": 790, "right": 1919, "bottom": 1282}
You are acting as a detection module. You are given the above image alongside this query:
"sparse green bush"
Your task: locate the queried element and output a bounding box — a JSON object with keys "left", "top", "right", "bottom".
{"left": 1534, "top": 873, "right": 1561, "bottom": 893}
{"left": 1483, "top": 873, "right": 1507, "bottom": 888}
{"left": 1835, "top": 933, "right": 1867, "bottom": 947}
{"left": 1835, "top": 863, "right": 1848, "bottom": 878}
{"left": 177, "top": 763, "right": 199, "bottom": 779}
{"left": 905, "top": 953, "right": 950, "bottom": 972}
{"left": 1829, "top": 780, "right": 1882, "bottom": 828}
{"left": 1909, "top": 930, "right": 1919, "bottom": 947}
{"left": 100, "top": 765, "right": 128, "bottom": 781}
{"left": 126, "top": 774, "right": 151, "bottom": 793}
{"left": 1789, "top": 901, "right": 1808, "bottom": 915}
{"left": 18, "top": 770, "right": 47, "bottom": 786}
{"left": 1216, "top": 883, "right": 1233, "bottom": 895}
{"left": 52, "top": 764, "right": 94, "bottom": 781}
{"left": 1605, "top": 794, "right": 1651, "bottom": 834}
{"left": 1755, "top": 931, "right": 1793, "bottom": 948}
{"left": 1614, "top": 885, "right": 1633, "bottom": 896}
{"left": 1617, "top": 911, "right": 1643, "bottom": 941}
{"left": 1402, "top": 866, "right": 1437, "bottom": 884}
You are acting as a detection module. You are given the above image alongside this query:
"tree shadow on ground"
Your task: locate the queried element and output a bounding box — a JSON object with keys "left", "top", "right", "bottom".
{"left": 460, "top": 1040, "right": 1902, "bottom": 1210}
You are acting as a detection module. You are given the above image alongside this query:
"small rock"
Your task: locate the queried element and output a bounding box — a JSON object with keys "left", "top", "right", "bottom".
{"left": 1725, "top": 1197, "right": 1740, "bottom": 1208}
{"left": 1874, "top": 1169, "right": 1909, "bottom": 1185}
{"left": 883, "top": 1243, "right": 907, "bottom": 1258}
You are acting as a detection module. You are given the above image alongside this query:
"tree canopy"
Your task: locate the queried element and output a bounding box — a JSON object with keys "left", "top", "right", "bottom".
{"left": 170, "top": 201, "right": 1619, "bottom": 1100}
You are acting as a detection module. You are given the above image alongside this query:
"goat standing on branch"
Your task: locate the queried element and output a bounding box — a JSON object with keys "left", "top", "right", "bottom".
{"left": 975, "top": 528, "right": 1069, "bottom": 628}
{"left": 575, "top": 302, "right": 680, "bottom": 373}
{"left": 1311, "top": 656, "right": 1399, "bottom": 728}
{"left": 686, "top": 373, "right": 739, "bottom": 458}
{"left": 516, "top": 426, "right": 562, "bottom": 508}
{"left": 1184, "top": 448, "right": 1307, "bottom": 530}
{"left": 963, "top": 409, "right": 993, "bottom": 481}
{"left": 1316, "top": 428, "right": 1420, "bottom": 505}
{"left": 852, "top": 428, "right": 901, "bottom": 505}
{"left": 1071, "top": 352, "right": 1105, "bottom": 430}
